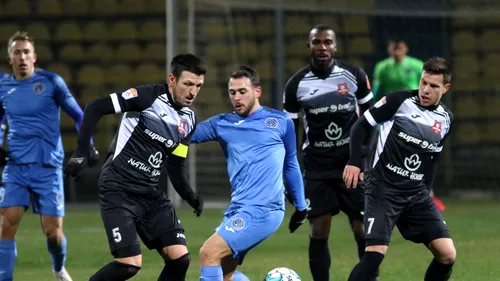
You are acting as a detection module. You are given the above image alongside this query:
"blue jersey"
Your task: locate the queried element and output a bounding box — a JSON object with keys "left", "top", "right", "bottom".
{"left": 192, "top": 106, "right": 307, "bottom": 212}
{"left": 0, "top": 69, "right": 84, "bottom": 168}
{"left": 0, "top": 72, "right": 10, "bottom": 146}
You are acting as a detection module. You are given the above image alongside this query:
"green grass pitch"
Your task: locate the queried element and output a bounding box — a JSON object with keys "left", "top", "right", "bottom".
{"left": 11, "top": 199, "right": 500, "bottom": 281}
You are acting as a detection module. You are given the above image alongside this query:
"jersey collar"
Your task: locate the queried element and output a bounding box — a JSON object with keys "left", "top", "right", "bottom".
{"left": 164, "top": 84, "right": 183, "bottom": 110}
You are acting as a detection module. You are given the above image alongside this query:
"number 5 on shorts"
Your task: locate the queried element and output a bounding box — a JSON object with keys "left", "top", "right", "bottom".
{"left": 113, "top": 227, "right": 122, "bottom": 243}
{"left": 366, "top": 217, "right": 375, "bottom": 234}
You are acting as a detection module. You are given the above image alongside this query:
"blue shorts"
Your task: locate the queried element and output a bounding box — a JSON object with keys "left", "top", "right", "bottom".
{"left": 0, "top": 164, "right": 65, "bottom": 217}
{"left": 216, "top": 206, "right": 284, "bottom": 262}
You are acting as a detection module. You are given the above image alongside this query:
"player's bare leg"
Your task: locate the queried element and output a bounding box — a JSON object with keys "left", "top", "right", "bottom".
{"left": 348, "top": 245, "right": 387, "bottom": 281}
{"left": 0, "top": 206, "right": 24, "bottom": 281}
{"left": 425, "top": 238, "right": 456, "bottom": 281}
{"left": 41, "top": 215, "right": 72, "bottom": 281}
{"left": 199, "top": 233, "right": 250, "bottom": 281}
{"left": 157, "top": 244, "right": 190, "bottom": 281}
{"left": 308, "top": 214, "right": 332, "bottom": 281}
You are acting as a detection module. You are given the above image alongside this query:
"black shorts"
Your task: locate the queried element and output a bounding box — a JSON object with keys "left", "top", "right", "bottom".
{"left": 99, "top": 188, "right": 186, "bottom": 258}
{"left": 363, "top": 179, "right": 450, "bottom": 246}
{"left": 305, "top": 178, "right": 364, "bottom": 221}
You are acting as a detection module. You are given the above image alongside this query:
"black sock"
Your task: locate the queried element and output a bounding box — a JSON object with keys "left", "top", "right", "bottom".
{"left": 309, "top": 238, "right": 330, "bottom": 281}
{"left": 158, "top": 253, "right": 190, "bottom": 281}
{"left": 354, "top": 232, "right": 379, "bottom": 280}
{"left": 424, "top": 258, "right": 454, "bottom": 281}
{"left": 348, "top": 251, "right": 384, "bottom": 281}
{"left": 89, "top": 261, "right": 141, "bottom": 281}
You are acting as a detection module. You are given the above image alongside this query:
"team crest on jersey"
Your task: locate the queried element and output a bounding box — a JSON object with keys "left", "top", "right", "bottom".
{"left": 432, "top": 120, "right": 442, "bottom": 134}
{"left": 178, "top": 120, "right": 187, "bottom": 134}
{"left": 56, "top": 193, "right": 63, "bottom": 203}
{"left": 33, "top": 82, "right": 44, "bottom": 94}
{"left": 122, "top": 88, "right": 138, "bottom": 100}
{"left": 337, "top": 83, "right": 349, "bottom": 95}
{"left": 231, "top": 217, "right": 245, "bottom": 231}
{"left": 265, "top": 117, "right": 278, "bottom": 128}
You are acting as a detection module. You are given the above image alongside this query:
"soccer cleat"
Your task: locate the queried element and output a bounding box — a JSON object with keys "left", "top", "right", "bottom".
{"left": 432, "top": 194, "right": 446, "bottom": 212}
{"left": 53, "top": 267, "right": 73, "bottom": 281}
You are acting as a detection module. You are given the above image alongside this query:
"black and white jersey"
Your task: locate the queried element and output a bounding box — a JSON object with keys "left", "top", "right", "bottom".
{"left": 283, "top": 61, "right": 373, "bottom": 178}
{"left": 365, "top": 90, "right": 453, "bottom": 193}
{"left": 98, "top": 84, "right": 195, "bottom": 194}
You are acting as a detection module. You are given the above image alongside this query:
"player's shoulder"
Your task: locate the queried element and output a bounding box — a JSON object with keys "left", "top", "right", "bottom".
{"left": 262, "top": 107, "right": 290, "bottom": 124}
{"left": 34, "top": 68, "right": 62, "bottom": 82}
{"left": 335, "top": 59, "right": 367, "bottom": 77}
{"left": 436, "top": 102, "right": 454, "bottom": 122}
{"left": 387, "top": 89, "right": 416, "bottom": 101}
{"left": 285, "top": 64, "right": 311, "bottom": 85}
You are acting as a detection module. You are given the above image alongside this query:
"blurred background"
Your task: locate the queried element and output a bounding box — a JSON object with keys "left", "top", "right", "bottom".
{"left": 0, "top": 0, "right": 498, "bottom": 208}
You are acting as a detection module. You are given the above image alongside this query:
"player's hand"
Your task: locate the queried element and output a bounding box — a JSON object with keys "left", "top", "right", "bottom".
{"left": 0, "top": 147, "right": 7, "bottom": 167}
{"left": 64, "top": 150, "right": 88, "bottom": 178}
{"left": 87, "top": 146, "right": 100, "bottom": 167}
{"left": 289, "top": 208, "right": 308, "bottom": 233}
{"left": 343, "top": 165, "right": 364, "bottom": 189}
{"left": 187, "top": 193, "right": 204, "bottom": 217}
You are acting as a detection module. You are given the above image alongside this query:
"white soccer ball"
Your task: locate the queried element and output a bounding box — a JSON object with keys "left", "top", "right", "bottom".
{"left": 264, "top": 267, "right": 301, "bottom": 281}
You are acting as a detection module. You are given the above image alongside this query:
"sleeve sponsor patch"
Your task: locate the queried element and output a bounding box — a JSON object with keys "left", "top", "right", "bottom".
{"left": 121, "top": 88, "right": 138, "bottom": 100}
{"left": 374, "top": 96, "right": 386, "bottom": 108}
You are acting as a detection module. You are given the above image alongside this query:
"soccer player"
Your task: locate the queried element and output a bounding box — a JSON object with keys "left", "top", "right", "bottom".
{"left": 372, "top": 39, "right": 445, "bottom": 212}
{"left": 64, "top": 53, "right": 206, "bottom": 281}
{"left": 192, "top": 65, "right": 308, "bottom": 281}
{"left": 372, "top": 39, "right": 424, "bottom": 101}
{"left": 283, "top": 24, "right": 378, "bottom": 281}
{"left": 343, "top": 57, "right": 456, "bottom": 281}
{"left": 0, "top": 31, "right": 98, "bottom": 281}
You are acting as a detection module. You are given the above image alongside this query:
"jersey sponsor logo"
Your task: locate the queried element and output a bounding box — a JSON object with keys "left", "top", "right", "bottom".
{"left": 404, "top": 154, "right": 421, "bottom": 171}
{"left": 308, "top": 102, "right": 351, "bottom": 115}
{"left": 325, "top": 122, "right": 342, "bottom": 140}
{"left": 128, "top": 157, "right": 151, "bottom": 173}
{"left": 265, "top": 117, "right": 278, "bottom": 128}
{"left": 374, "top": 96, "right": 386, "bottom": 108}
{"left": 397, "top": 132, "right": 438, "bottom": 150}
{"left": 432, "top": 120, "right": 442, "bottom": 134}
{"left": 122, "top": 88, "right": 138, "bottom": 100}
{"left": 148, "top": 151, "right": 163, "bottom": 169}
{"left": 386, "top": 163, "right": 424, "bottom": 180}
{"left": 144, "top": 129, "right": 176, "bottom": 148}
{"left": 337, "top": 83, "right": 349, "bottom": 95}
{"left": 33, "top": 82, "right": 44, "bottom": 94}
{"left": 178, "top": 120, "right": 186, "bottom": 134}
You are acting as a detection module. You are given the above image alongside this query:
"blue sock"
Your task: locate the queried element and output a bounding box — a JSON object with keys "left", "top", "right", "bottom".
{"left": 46, "top": 235, "right": 67, "bottom": 272}
{"left": 0, "top": 240, "right": 17, "bottom": 281}
{"left": 199, "top": 265, "right": 223, "bottom": 281}
{"left": 233, "top": 270, "right": 250, "bottom": 281}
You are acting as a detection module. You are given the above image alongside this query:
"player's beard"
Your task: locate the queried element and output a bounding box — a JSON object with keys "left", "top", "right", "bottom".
{"left": 235, "top": 99, "right": 256, "bottom": 117}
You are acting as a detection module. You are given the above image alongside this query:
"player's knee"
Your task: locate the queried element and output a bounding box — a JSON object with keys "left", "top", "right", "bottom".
{"left": 350, "top": 219, "right": 365, "bottom": 240}
{"left": 435, "top": 246, "right": 456, "bottom": 264}
{"left": 309, "top": 215, "right": 331, "bottom": 239}
{"left": 0, "top": 208, "right": 23, "bottom": 239}
{"left": 41, "top": 216, "right": 63, "bottom": 240}
{"left": 89, "top": 261, "right": 141, "bottom": 281}
{"left": 365, "top": 245, "right": 388, "bottom": 256}
{"left": 164, "top": 253, "right": 190, "bottom": 276}
{"left": 115, "top": 255, "right": 143, "bottom": 268}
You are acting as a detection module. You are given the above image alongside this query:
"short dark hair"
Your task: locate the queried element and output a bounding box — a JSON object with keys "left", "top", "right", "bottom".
{"left": 229, "top": 65, "right": 260, "bottom": 87}
{"left": 309, "top": 24, "right": 335, "bottom": 41}
{"left": 423, "top": 57, "right": 452, "bottom": 84}
{"left": 170, "top": 53, "right": 207, "bottom": 79}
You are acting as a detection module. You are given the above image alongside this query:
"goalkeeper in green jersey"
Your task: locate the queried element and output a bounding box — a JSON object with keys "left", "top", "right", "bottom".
{"left": 372, "top": 39, "right": 424, "bottom": 101}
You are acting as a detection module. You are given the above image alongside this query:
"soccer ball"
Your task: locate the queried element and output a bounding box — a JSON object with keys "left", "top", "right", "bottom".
{"left": 264, "top": 267, "right": 301, "bottom": 281}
